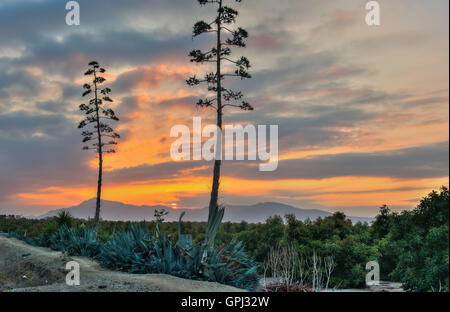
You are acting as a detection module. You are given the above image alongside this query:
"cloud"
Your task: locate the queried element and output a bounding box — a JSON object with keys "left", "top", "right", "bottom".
{"left": 0, "top": 68, "right": 41, "bottom": 99}
{"left": 85, "top": 141, "right": 450, "bottom": 186}
{"left": 221, "top": 142, "right": 449, "bottom": 180}
{"left": 104, "top": 161, "right": 210, "bottom": 184}
{"left": 112, "top": 66, "right": 190, "bottom": 93}
{"left": 0, "top": 0, "right": 448, "bottom": 216}
{"left": 0, "top": 110, "right": 69, "bottom": 138}
{"left": 311, "top": 8, "right": 360, "bottom": 37}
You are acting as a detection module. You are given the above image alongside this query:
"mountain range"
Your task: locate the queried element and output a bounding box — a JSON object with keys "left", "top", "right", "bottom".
{"left": 36, "top": 198, "right": 373, "bottom": 224}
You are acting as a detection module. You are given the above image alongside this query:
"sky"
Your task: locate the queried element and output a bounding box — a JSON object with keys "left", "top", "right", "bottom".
{"left": 0, "top": 0, "right": 448, "bottom": 217}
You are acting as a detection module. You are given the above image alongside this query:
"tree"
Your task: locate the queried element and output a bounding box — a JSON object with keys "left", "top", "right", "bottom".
{"left": 78, "top": 61, "right": 120, "bottom": 231}
{"left": 372, "top": 204, "right": 392, "bottom": 240}
{"left": 387, "top": 187, "right": 449, "bottom": 291}
{"left": 187, "top": 0, "right": 253, "bottom": 246}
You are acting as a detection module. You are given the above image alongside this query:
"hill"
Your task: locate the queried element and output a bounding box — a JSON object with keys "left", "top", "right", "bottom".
{"left": 36, "top": 198, "right": 372, "bottom": 224}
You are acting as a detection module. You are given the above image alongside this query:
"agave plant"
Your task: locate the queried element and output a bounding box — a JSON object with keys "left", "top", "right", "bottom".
{"left": 97, "top": 223, "right": 259, "bottom": 290}
{"left": 7, "top": 220, "right": 260, "bottom": 290}
{"left": 7, "top": 231, "right": 47, "bottom": 247}
{"left": 177, "top": 211, "right": 193, "bottom": 249}
{"left": 205, "top": 205, "right": 225, "bottom": 247}
{"left": 98, "top": 223, "right": 152, "bottom": 271}
{"left": 49, "top": 225, "right": 100, "bottom": 257}
{"left": 202, "top": 240, "right": 259, "bottom": 290}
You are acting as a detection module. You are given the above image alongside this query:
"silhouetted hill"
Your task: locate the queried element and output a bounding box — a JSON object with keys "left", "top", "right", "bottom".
{"left": 36, "top": 198, "right": 372, "bottom": 224}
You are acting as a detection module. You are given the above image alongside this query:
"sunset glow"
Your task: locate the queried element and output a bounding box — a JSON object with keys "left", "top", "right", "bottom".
{"left": 0, "top": 0, "right": 448, "bottom": 217}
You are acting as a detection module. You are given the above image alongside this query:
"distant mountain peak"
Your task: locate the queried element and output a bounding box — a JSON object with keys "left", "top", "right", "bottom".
{"left": 79, "top": 198, "right": 123, "bottom": 205}
{"left": 36, "top": 198, "right": 372, "bottom": 224}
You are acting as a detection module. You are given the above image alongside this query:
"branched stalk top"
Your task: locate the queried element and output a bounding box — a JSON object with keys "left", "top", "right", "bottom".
{"left": 79, "top": 61, "right": 120, "bottom": 154}
{"left": 187, "top": 0, "right": 253, "bottom": 112}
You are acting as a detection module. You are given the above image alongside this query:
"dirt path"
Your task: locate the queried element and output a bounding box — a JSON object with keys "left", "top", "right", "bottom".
{"left": 0, "top": 235, "right": 244, "bottom": 292}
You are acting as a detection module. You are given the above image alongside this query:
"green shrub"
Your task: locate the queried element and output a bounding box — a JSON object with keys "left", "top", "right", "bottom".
{"left": 203, "top": 240, "right": 259, "bottom": 290}
{"left": 98, "top": 222, "right": 152, "bottom": 272}
{"left": 4, "top": 188, "right": 446, "bottom": 292}
{"left": 55, "top": 211, "right": 74, "bottom": 228}
{"left": 42, "top": 222, "right": 59, "bottom": 244}
{"left": 97, "top": 223, "right": 259, "bottom": 290}
{"left": 49, "top": 225, "right": 100, "bottom": 257}
{"left": 7, "top": 231, "right": 46, "bottom": 247}
{"left": 382, "top": 187, "right": 449, "bottom": 292}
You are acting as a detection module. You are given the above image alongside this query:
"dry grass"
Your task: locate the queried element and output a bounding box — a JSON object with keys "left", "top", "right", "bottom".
{"left": 259, "top": 282, "right": 314, "bottom": 292}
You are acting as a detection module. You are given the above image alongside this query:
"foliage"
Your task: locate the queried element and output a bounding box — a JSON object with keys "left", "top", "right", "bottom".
{"left": 205, "top": 205, "right": 225, "bottom": 247}
{"left": 380, "top": 187, "right": 449, "bottom": 292}
{"left": 6, "top": 231, "right": 46, "bottom": 247}
{"left": 1, "top": 187, "right": 448, "bottom": 291}
{"left": 97, "top": 223, "right": 259, "bottom": 290}
{"left": 202, "top": 240, "right": 259, "bottom": 290}
{"left": 261, "top": 282, "right": 313, "bottom": 293}
{"left": 42, "top": 222, "right": 60, "bottom": 243}
{"left": 49, "top": 225, "right": 100, "bottom": 258}
{"left": 55, "top": 210, "right": 74, "bottom": 228}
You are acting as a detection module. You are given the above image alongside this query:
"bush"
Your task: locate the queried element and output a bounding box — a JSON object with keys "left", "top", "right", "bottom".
{"left": 260, "top": 282, "right": 313, "bottom": 292}
{"left": 42, "top": 222, "right": 59, "bottom": 244}
{"left": 6, "top": 231, "right": 46, "bottom": 247}
{"left": 386, "top": 187, "right": 449, "bottom": 292}
{"left": 98, "top": 222, "right": 155, "bottom": 272}
{"left": 97, "top": 223, "right": 259, "bottom": 290}
{"left": 49, "top": 225, "right": 100, "bottom": 258}
{"left": 202, "top": 240, "right": 259, "bottom": 290}
{"left": 55, "top": 211, "right": 74, "bottom": 228}
{"left": 4, "top": 187, "right": 446, "bottom": 292}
